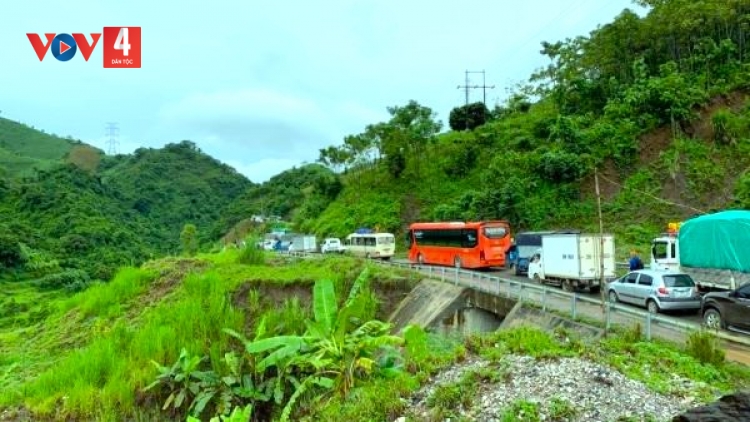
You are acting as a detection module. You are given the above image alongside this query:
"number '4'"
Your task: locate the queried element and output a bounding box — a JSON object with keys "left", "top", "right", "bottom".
{"left": 114, "top": 28, "right": 131, "bottom": 56}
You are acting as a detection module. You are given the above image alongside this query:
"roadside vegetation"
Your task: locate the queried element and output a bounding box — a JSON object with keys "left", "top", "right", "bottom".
{"left": 4, "top": 1, "right": 750, "bottom": 421}
{"left": 2, "top": 247, "right": 749, "bottom": 421}
{"left": 224, "top": 0, "right": 750, "bottom": 262}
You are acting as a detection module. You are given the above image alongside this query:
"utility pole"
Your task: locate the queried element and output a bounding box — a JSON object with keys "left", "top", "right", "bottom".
{"left": 105, "top": 122, "right": 119, "bottom": 155}
{"left": 595, "top": 168, "right": 606, "bottom": 314}
{"left": 456, "top": 70, "right": 496, "bottom": 107}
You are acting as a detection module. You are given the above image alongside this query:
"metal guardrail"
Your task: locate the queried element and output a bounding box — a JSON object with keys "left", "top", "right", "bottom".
{"left": 278, "top": 250, "right": 750, "bottom": 348}
{"left": 375, "top": 260, "right": 750, "bottom": 348}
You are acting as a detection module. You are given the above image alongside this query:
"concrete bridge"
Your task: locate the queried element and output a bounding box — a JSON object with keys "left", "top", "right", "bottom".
{"left": 388, "top": 278, "right": 603, "bottom": 339}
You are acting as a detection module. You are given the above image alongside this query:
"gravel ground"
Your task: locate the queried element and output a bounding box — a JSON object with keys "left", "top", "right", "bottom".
{"left": 401, "top": 355, "right": 714, "bottom": 422}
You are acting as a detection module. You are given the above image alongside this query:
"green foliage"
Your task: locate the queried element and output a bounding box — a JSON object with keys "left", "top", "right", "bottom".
{"left": 144, "top": 347, "right": 215, "bottom": 417}
{"left": 223, "top": 268, "right": 404, "bottom": 421}
{"left": 34, "top": 268, "right": 91, "bottom": 292}
{"left": 0, "top": 138, "right": 252, "bottom": 282}
{"left": 235, "top": 240, "right": 266, "bottom": 266}
{"left": 294, "top": 0, "right": 750, "bottom": 246}
{"left": 0, "top": 117, "right": 79, "bottom": 178}
{"left": 685, "top": 330, "right": 726, "bottom": 366}
{"left": 500, "top": 399, "right": 541, "bottom": 422}
{"left": 449, "top": 102, "right": 491, "bottom": 131}
{"left": 187, "top": 404, "right": 253, "bottom": 422}
{"left": 180, "top": 224, "right": 198, "bottom": 257}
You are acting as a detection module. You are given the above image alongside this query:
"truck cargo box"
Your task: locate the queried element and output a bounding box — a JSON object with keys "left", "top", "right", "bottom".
{"left": 679, "top": 210, "right": 750, "bottom": 273}
{"left": 540, "top": 233, "right": 616, "bottom": 280}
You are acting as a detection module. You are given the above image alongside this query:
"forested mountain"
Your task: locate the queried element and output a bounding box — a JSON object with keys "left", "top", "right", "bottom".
{"left": 0, "top": 131, "right": 254, "bottom": 284}
{"left": 293, "top": 0, "right": 750, "bottom": 254}
{"left": 3, "top": 0, "right": 750, "bottom": 286}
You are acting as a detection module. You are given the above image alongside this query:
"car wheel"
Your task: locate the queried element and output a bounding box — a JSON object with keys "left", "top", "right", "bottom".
{"left": 703, "top": 308, "right": 723, "bottom": 330}
{"left": 647, "top": 300, "right": 659, "bottom": 314}
{"left": 608, "top": 290, "right": 618, "bottom": 303}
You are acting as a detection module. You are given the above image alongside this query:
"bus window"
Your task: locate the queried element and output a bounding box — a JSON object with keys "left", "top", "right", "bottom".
{"left": 378, "top": 236, "right": 394, "bottom": 244}
{"left": 483, "top": 227, "right": 508, "bottom": 238}
{"left": 462, "top": 229, "right": 478, "bottom": 248}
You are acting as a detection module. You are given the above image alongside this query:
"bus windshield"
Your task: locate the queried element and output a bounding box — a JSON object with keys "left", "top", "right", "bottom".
{"left": 483, "top": 226, "right": 508, "bottom": 238}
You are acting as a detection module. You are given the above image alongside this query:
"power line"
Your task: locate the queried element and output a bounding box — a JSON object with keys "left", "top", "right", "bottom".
{"left": 495, "top": 0, "right": 615, "bottom": 103}
{"left": 456, "top": 70, "right": 495, "bottom": 107}
{"left": 596, "top": 171, "right": 707, "bottom": 214}
{"left": 105, "top": 122, "right": 119, "bottom": 155}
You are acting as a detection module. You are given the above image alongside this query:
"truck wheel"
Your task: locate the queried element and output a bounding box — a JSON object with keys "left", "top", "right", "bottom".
{"left": 454, "top": 256, "right": 462, "bottom": 269}
{"left": 417, "top": 253, "right": 425, "bottom": 265}
{"left": 562, "top": 280, "right": 574, "bottom": 292}
{"left": 703, "top": 308, "right": 723, "bottom": 330}
{"left": 533, "top": 273, "right": 542, "bottom": 284}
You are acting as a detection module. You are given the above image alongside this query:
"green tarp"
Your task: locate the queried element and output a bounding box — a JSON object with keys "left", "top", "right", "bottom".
{"left": 679, "top": 210, "right": 750, "bottom": 272}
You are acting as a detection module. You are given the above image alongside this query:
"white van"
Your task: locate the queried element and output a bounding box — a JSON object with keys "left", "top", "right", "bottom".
{"left": 344, "top": 232, "right": 395, "bottom": 260}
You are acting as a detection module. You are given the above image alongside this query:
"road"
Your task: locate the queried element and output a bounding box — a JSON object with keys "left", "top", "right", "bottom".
{"left": 388, "top": 259, "right": 750, "bottom": 365}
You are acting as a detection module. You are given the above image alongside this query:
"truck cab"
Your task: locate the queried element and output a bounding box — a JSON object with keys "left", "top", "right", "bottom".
{"left": 650, "top": 234, "right": 680, "bottom": 272}
{"left": 321, "top": 238, "right": 346, "bottom": 254}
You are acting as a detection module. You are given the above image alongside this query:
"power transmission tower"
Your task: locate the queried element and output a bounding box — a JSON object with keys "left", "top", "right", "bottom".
{"left": 105, "top": 122, "right": 119, "bottom": 155}
{"left": 456, "top": 70, "right": 495, "bottom": 106}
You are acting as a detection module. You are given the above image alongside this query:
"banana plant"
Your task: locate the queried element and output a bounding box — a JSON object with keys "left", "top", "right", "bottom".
{"left": 186, "top": 404, "right": 253, "bottom": 422}
{"left": 224, "top": 267, "right": 405, "bottom": 422}
{"left": 144, "top": 348, "right": 217, "bottom": 416}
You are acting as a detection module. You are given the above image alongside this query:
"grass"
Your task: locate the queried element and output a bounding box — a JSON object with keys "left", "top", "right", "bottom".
{"left": 1, "top": 250, "right": 749, "bottom": 421}
{"left": 0, "top": 251, "right": 418, "bottom": 421}
{"left": 0, "top": 117, "right": 79, "bottom": 178}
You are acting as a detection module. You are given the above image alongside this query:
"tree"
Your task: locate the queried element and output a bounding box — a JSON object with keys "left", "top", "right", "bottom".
{"left": 381, "top": 100, "right": 442, "bottom": 179}
{"left": 448, "top": 102, "right": 491, "bottom": 131}
{"left": 66, "top": 145, "right": 102, "bottom": 174}
{"left": 180, "top": 223, "right": 198, "bottom": 256}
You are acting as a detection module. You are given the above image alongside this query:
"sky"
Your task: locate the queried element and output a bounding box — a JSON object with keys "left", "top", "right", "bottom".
{"left": 1, "top": 0, "right": 647, "bottom": 183}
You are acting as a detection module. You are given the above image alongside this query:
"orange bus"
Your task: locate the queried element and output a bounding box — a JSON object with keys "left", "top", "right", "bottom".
{"left": 406, "top": 220, "right": 512, "bottom": 269}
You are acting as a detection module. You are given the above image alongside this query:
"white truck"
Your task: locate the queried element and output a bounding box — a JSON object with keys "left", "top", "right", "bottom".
{"left": 291, "top": 235, "right": 317, "bottom": 253}
{"left": 320, "top": 238, "right": 346, "bottom": 254}
{"left": 527, "top": 232, "right": 616, "bottom": 292}
{"left": 650, "top": 211, "right": 750, "bottom": 292}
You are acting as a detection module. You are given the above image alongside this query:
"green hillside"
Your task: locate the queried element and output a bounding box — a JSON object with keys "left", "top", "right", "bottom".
{"left": 0, "top": 140, "right": 253, "bottom": 285}
{"left": 0, "top": 117, "right": 81, "bottom": 178}
{"left": 273, "top": 0, "right": 750, "bottom": 258}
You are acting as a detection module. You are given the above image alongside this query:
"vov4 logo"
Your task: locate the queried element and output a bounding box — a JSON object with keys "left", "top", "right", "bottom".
{"left": 26, "top": 27, "right": 141, "bottom": 68}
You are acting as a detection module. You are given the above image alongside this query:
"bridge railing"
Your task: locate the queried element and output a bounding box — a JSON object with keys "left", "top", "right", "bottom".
{"left": 276, "top": 251, "right": 750, "bottom": 348}
{"left": 374, "top": 260, "right": 750, "bottom": 348}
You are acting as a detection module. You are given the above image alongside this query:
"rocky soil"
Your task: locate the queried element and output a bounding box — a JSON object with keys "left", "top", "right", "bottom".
{"left": 398, "top": 354, "right": 721, "bottom": 422}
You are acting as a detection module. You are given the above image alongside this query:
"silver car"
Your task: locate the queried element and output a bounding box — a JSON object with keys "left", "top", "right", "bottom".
{"left": 605, "top": 270, "right": 701, "bottom": 313}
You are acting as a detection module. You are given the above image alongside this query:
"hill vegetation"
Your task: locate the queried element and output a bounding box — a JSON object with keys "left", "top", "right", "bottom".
{"left": 1, "top": 250, "right": 748, "bottom": 421}
{"left": 0, "top": 130, "right": 253, "bottom": 285}
{"left": 248, "top": 0, "right": 750, "bottom": 258}
{"left": 4, "top": 1, "right": 750, "bottom": 285}
{"left": 0, "top": 117, "right": 80, "bottom": 178}
{"left": 4, "top": 3, "right": 750, "bottom": 419}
